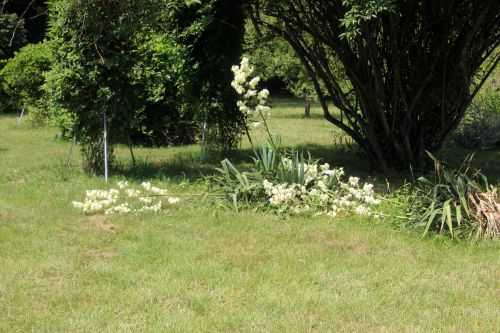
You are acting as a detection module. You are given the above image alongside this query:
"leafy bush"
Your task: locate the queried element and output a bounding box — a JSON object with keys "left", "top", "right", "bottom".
{"left": 452, "top": 93, "right": 500, "bottom": 149}
{"left": 45, "top": 0, "right": 178, "bottom": 171}
{"left": 45, "top": 0, "right": 246, "bottom": 172}
{"left": 408, "top": 153, "right": 499, "bottom": 240}
{"left": 0, "top": 13, "right": 28, "bottom": 113}
{"left": 0, "top": 42, "right": 53, "bottom": 117}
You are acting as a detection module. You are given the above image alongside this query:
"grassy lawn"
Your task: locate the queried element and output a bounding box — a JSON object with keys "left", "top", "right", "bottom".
{"left": 0, "top": 98, "right": 499, "bottom": 332}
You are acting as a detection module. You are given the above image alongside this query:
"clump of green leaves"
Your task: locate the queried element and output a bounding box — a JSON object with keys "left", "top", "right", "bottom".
{"left": 214, "top": 158, "right": 262, "bottom": 211}
{"left": 339, "top": 0, "right": 396, "bottom": 41}
{"left": 0, "top": 12, "right": 28, "bottom": 113}
{"left": 408, "top": 153, "right": 499, "bottom": 240}
{"left": 0, "top": 42, "right": 54, "bottom": 120}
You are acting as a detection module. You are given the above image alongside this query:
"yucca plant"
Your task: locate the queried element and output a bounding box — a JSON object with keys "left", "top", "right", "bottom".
{"left": 251, "top": 135, "right": 281, "bottom": 175}
{"left": 213, "top": 136, "right": 319, "bottom": 210}
{"left": 276, "top": 149, "right": 316, "bottom": 186}
{"left": 410, "top": 152, "right": 499, "bottom": 240}
{"left": 214, "top": 159, "right": 263, "bottom": 211}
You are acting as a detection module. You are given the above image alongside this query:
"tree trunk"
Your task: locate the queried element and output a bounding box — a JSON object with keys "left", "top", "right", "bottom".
{"left": 304, "top": 89, "right": 311, "bottom": 118}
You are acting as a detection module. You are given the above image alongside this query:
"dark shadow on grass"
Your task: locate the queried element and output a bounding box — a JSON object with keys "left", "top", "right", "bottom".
{"left": 272, "top": 113, "right": 325, "bottom": 120}
{"left": 108, "top": 143, "right": 391, "bottom": 185}
{"left": 111, "top": 157, "right": 215, "bottom": 183}
{"left": 110, "top": 147, "right": 266, "bottom": 182}
{"left": 294, "top": 143, "right": 418, "bottom": 188}
{"left": 109, "top": 142, "right": 499, "bottom": 186}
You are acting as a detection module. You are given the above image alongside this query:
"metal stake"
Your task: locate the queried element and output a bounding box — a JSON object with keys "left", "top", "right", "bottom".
{"left": 103, "top": 111, "right": 109, "bottom": 183}
{"left": 66, "top": 134, "right": 77, "bottom": 167}
{"left": 17, "top": 107, "right": 25, "bottom": 125}
{"left": 199, "top": 109, "right": 208, "bottom": 162}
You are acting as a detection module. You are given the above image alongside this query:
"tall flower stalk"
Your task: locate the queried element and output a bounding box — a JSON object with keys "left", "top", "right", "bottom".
{"left": 231, "top": 58, "right": 275, "bottom": 149}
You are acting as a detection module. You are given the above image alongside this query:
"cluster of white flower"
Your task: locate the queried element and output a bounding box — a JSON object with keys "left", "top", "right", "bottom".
{"left": 117, "top": 181, "right": 128, "bottom": 189}
{"left": 231, "top": 58, "right": 271, "bottom": 122}
{"left": 136, "top": 201, "right": 162, "bottom": 213}
{"left": 262, "top": 162, "right": 381, "bottom": 218}
{"left": 168, "top": 197, "right": 180, "bottom": 204}
{"left": 72, "top": 180, "right": 180, "bottom": 215}
{"left": 141, "top": 182, "right": 168, "bottom": 195}
{"left": 72, "top": 189, "right": 120, "bottom": 214}
{"left": 105, "top": 203, "right": 131, "bottom": 215}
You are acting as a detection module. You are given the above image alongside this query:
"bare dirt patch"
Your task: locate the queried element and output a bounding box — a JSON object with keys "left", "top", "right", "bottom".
{"left": 89, "top": 215, "right": 118, "bottom": 233}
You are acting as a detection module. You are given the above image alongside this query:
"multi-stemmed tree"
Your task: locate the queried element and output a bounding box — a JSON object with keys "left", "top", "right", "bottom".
{"left": 249, "top": 0, "right": 500, "bottom": 170}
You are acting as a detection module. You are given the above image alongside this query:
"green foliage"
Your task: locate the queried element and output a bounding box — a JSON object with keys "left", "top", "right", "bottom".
{"left": 339, "top": 0, "right": 396, "bottom": 41}
{"left": 183, "top": 0, "right": 247, "bottom": 153}
{"left": 0, "top": 12, "right": 27, "bottom": 112}
{"left": 252, "top": 138, "right": 280, "bottom": 175}
{"left": 408, "top": 153, "right": 498, "bottom": 240}
{"left": 45, "top": 0, "right": 245, "bottom": 172}
{"left": 452, "top": 92, "right": 500, "bottom": 149}
{"left": 214, "top": 135, "right": 381, "bottom": 218}
{"left": 214, "top": 138, "right": 319, "bottom": 210}
{"left": 127, "top": 32, "right": 198, "bottom": 146}
{"left": 79, "top": 135, "right": 116, "bottom": 174}
{"left": 214, "top": 158, "right": 263, "bottom": 210}
{"left": 0, "top": 42, "right": 54, "bottom": 113}
{"left": 44, "top": 0, "right": 150, "bottom": 170}
{"left": 1, "top": 0, "right": 48, "bottom": 44}
{"left": 45, "top": 0, "right": 194, "bottom": 170}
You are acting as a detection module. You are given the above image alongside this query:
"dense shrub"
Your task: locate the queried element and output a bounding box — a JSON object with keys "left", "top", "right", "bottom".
{"left": 0, "top": 42, "right": 53, "bottom": 116}
{"left": 452, "top": 92, "right": 500, "bottom": 149}
{"left": 0, "top": 12, "right": 27, "bottom": 113}
{"left": 45, "top": 0, "right": 194, "bottom": 171}
{"left": 45, "top": 0, "right": 245, "bottom": 172}
{"left": 177, "top": 0, "right": 246, "bottom": 153}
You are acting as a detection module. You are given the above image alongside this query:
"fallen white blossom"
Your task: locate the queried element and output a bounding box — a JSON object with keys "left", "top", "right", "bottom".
{"left": 72, "top": 181, "right": 179, "bottom": 215}
{"left": 262, "top": 163, "right": 380, "bottom": 217}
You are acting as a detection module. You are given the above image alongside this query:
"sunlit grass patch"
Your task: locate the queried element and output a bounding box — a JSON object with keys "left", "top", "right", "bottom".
{"left": 0, "top": 99, "right": 499, "bottom": 332}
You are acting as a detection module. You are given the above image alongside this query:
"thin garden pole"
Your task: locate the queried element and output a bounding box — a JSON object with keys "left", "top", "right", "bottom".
{"left": 103, "top": 111, "right": 109, "bottom": 183}
{"left": 17, "top": 106, "right": 25, "bottom": 125}
{"left": 66, "top": 134, "right": 77, "bottom": 167}
{"left": 199, "top": 109, "right": 209, "bottom": 162}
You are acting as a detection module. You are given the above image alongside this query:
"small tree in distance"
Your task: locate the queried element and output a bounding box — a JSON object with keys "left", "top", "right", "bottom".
{"left": 244, "top": 22, "right": 315, "bottom": 118}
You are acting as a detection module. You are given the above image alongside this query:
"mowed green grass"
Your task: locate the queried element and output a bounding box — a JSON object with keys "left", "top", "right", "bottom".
{"left": 1, "top": 99, "right": 499, "bottom": 332}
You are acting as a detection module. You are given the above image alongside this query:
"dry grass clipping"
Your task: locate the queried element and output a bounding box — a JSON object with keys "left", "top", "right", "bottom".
{"left": 467, "top": 187, "right": 500, "bottom": 240}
